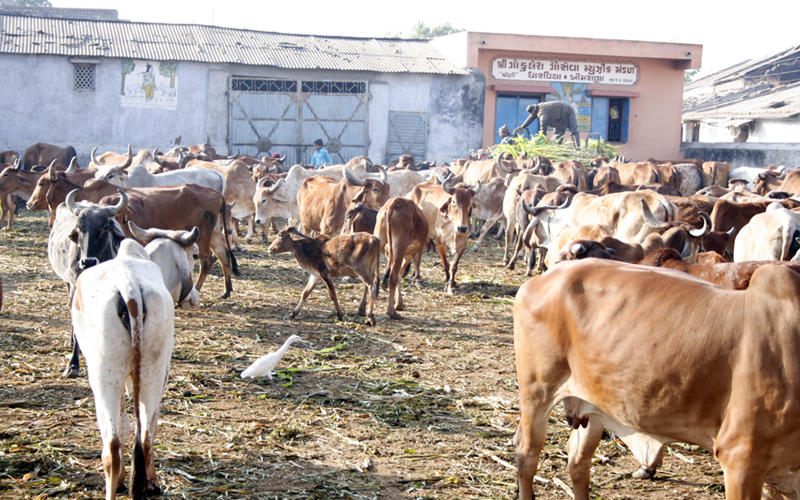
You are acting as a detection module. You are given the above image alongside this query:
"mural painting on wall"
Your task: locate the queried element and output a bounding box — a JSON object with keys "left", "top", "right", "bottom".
{"left": 546, "top": 83, "right": 591, "bottom": 132}
{"left": 120, "top": 59, "right": 178, "bottom": 110}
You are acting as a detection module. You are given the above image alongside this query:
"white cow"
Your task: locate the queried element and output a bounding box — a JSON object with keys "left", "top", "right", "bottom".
{"left": 95, "top": 163, "right": 225, "bottom": 193}
{"left": 127, "top": 222, "right": 200, "bottom": 308}
{"left": 71, "top": 239, "right": 174, "bottom": 500}
{"left": 734, "top": 202, "right": 800, "bottom": 262}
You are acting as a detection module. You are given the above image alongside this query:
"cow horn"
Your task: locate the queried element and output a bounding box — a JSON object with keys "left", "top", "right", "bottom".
{"left": 121, "top": 145, "right": 133, "bottom": 168}
{"left": 527, "top": 196, "right": 570, "bottom": 216}
{"left": 442, "top": 174, "right": 462, "bottom": 195}
{"left": 180, "top": 226, "right": 200, "bottom": 246}
{"left": 127, "top": 220, "right": 157, "bottom": 243}
{"left": 726, "top": 226, "right": 736, "bottom": 237}
{"left": 107, "top": 190, "right": 128, "bottom": 216}
{"left": 495, "top": 157, "right": 512, "bottom": 173}
{"left": 152, "top": 147, "right": 164, "bottom": 166}
{"left": 267, "top": 177, "right": 285, "bottom": 194}
{"left": 48, "top": 159, "right": 59, "bottom": 181}
{"left": 689, "top": 211, "right": 712, "bottom": 237}
{"left": 65, "top": 189, "right": 80, "bottom": 215}
{"left": 65, "top": 157, "right": 77, "bottom": 175}
{"left": 12, "top": 156, "right": 21, "bottom": 171}
{"left": 522, "top": 200, "right": 537, "bottom": 215}
{"left": 532, "top": 157, "right": 541, "bottom": 174}
{"left": 227, "top": 150, "right": 240, "bottom": 160}
{"left": 377, "top": 165, "right": 388, "bottom": 183}
{"left": 522, "top": 217, "right": 539, "bottom": 244}
{"left": 344, "top": 166, "right": 366, "bottom": 186}
{"left": 91, "top": 147, "right": 99, "bottom": 166}
{"left": 776, "top": 167, "right": 787, "bottom": 180}
{"left": 640, "top": 199, "right": 670, "bottom": 229}
{"left": 470, "top": 180, "right": 482, "bottom": 195}
{"left": 278, "top": 154, "right": 286, "bottom": 162}
{"left": 177, "top": 148, "right": 190, "bottom": 168}
{"left": 256, "top": 176, "right": 270, "bottom": 189}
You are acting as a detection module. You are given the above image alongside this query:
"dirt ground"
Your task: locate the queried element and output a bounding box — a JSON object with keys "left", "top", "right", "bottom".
{"left": 0, "top": 211, "right": 726, "bottom": 499}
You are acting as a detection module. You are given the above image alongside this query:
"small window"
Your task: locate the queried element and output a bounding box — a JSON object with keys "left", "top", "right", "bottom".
{"left": 73, "top": 63, "right": 95, "bottom": 91}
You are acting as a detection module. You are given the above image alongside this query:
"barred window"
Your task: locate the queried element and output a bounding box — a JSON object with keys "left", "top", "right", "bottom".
{"left": 301, "top": 81, "right": 366, "bottom": 94}
{"left": 231, "top": 78, "right": 297, "bottom": 92}
{"left": 73, "top": 63, "right": 95, "bottom": 91}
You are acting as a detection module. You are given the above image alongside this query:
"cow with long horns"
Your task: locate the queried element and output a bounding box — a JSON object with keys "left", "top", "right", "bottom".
{"left": 48, "top": 189, "right": 128, "bottom": 377}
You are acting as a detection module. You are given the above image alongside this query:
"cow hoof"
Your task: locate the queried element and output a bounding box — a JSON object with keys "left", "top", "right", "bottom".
{"left": 365, "top": 317, "right": 376, "bottom": 326}
{"left": 414, "top": 279, "right": 424, "bottom": 288}
{"left": 62, "top": 365, "right": 79, "bottom": 378}
{"left": 632, "top": 467, "right": 656, "bottom": 480}
{"left": 145, "top": 479, "right": 162, "bottom": 495}
{"left": 115, "top": 482, "right": 128, "bottom": 494}
{"left": 395, "top": 304, "right": 405, "bottom": 311}
{"left": 357, "top": 309, "right": 366, "bottom": 317}
{"left": 287, "top": 311, "right": 298, "bottom": 320}
{"left": 388, "top": 311, "right": 401, "bottom": 320}
{"left": 506, "top": 263, "right": 515, "bottom": 271}
{"left": 471, "top": 246, "right": 479, "bottom": 252}
{"left": 217, "top": 291, "right": 231, "bottom": 300}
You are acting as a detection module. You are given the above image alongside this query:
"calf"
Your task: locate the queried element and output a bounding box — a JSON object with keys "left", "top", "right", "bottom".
{"left": 71, "top": 238, "right": 173, "bottom": 499}
{"left": 373, "top": 197, "right": 429, "bottom": 319}
{"left": 127, "top": 222, "right": 201, "bottom": 308}
{"left": 268, "top": 227, "right": 380, "bottom": 325}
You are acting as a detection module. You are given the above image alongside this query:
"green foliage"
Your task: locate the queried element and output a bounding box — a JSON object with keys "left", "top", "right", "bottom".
{"left": 491, "top": 132, "right": 620, "bottom": 164}
{"left": 159, "top": 61, "right": 178, "bottom": 88}
{"left": 0, "top": 0, "right": 52, "bottom": 6}
{"left": 684, "top": 69, "right": 700, "bottom": 83}
{"left": 410, "top": 21, "right": 462, "bottom": 39}
{"left": 120, "top": 59, "right": 135, "bottom": 96}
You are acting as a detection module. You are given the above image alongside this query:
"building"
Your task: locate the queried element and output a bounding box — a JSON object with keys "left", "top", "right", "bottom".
{"left": 0, "top": 9, "right": 484, "bottom": 166}
{"left": 681, "top": 45, "right": 800, "bottom": 166}
{"left": 433, "top": 32, "right": 702, "bottom": 160}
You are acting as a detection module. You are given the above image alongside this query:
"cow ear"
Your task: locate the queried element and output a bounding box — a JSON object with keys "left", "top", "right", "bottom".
{"left": 439, "top": 198, "right": 450, "bottom": 216}
{"left": 110, "top": 220, "right": 126, "bottom": 242}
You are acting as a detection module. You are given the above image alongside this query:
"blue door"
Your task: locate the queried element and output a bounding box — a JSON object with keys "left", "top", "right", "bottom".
{"left": 495, "top": 95, "right": 541, "bottom": 143}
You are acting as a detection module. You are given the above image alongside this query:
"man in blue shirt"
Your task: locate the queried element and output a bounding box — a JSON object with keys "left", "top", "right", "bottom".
{"left": 311, "top": 139, "right": 332, "bottom": 168}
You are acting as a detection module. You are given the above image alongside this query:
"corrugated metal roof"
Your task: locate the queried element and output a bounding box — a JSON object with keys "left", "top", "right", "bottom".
{"left": 0, "top": 14, "right": 468, "bottom": 75}
{"left": 683, "top": 82, "right": 800, "bottom": 122}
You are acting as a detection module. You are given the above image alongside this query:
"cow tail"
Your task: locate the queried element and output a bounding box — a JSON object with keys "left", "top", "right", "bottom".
{"left": 118, "top": 285, "right": 147, "bottom": 499}
{"left": 781, "top": 221, "right": 793, "bottom": 261}
{"left": 220, "top": 200, "right": 240, "bottom": 276}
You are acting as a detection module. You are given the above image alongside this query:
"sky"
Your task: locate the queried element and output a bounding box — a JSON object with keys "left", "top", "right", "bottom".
{"left": 53, "top": 0, "right": 799, "bottom": 77}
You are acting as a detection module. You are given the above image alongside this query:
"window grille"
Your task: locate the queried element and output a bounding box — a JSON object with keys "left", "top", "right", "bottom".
{"left": 231, "top": 78, "right": 297, "bottom": 92}
{"left": 73, "top": 63, "right": 95, "bottom": 91}
{"left": 301, "top": 81, "right": 366, "bottom": 94}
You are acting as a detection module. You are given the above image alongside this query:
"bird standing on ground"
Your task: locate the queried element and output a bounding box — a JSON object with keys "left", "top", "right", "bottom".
{"left": 241, "top": 335, "right": 303, "bottom": 379}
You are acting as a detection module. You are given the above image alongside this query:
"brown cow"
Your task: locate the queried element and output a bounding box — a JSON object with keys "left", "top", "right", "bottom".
{"left": 150, "top": 147, "right": 190, "bottom": 172}
{"left": 22, "top": 142, "right": 77, "bottom": 170}
{"left": 344, "top": 203, "right": 378, "bottom": 234}
{"left": 0, "top": 150, "right": 19, "bottom": 166}
{"left": 27, "top": 160, "right": 96, "bottom": 224}
{"left": 551, "top": 160, "right": 588, "bottom": 192}
{"left": 753, "top": 169, "right": 800, "bottom": 197}
{"left": 0, "top": 158, "right": 58, "bottom": 229}
{"left": 373, "top": 197, "right": 428, "bottom": 319}
{"left": 409, "top": 174, "right": 479, "bottom": 294}
{"left": 615, "top": 160, "right": 659, "bottom": 186}
{"left": 268, "top": 227, "right": 379, "bottom": 325}
{"left": 701, "top": 160, "right": 731, "bottom": 187}
{"left": 514, "top": 258, "right": 800, "bottom": 500}
{"left": 709, "top": 198, "right": 800, "bottom": 256}
{"left": 98, "top": 184, "right": 238, "bottom": 298}
{"left": 297, "top": 166, "right": 389, "bottom": 236}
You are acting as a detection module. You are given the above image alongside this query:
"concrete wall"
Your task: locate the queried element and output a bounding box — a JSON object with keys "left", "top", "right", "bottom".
{"left": 0, "top": 53, "right": 483, "bottom": 166}
{"left": 681, "top": 142, "right": 800, "bottom": 167}
{"left": 697, "top": 118, "right": 800, "bottom": 143}
{"left": 0, "top": 54, "right": 209, "bottom": 165}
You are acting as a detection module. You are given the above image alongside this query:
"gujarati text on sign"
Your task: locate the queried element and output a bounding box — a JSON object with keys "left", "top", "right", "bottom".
{"left": 492, "top": 58, "right": 638, "bottom": 85}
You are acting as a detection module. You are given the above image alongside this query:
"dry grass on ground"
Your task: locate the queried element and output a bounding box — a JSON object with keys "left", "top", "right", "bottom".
{"left": 0, "top": 212, "right": 725, "bottom": 499}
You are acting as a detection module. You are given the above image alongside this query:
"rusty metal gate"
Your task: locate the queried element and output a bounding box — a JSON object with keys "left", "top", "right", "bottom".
{"left": 229, "top": 77, "right": 368, "bottom": 165}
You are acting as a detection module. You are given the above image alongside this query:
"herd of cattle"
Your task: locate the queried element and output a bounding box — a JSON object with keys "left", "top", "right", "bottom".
{"left": 4, "top": 141, "right": 800, "bottom": 499}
